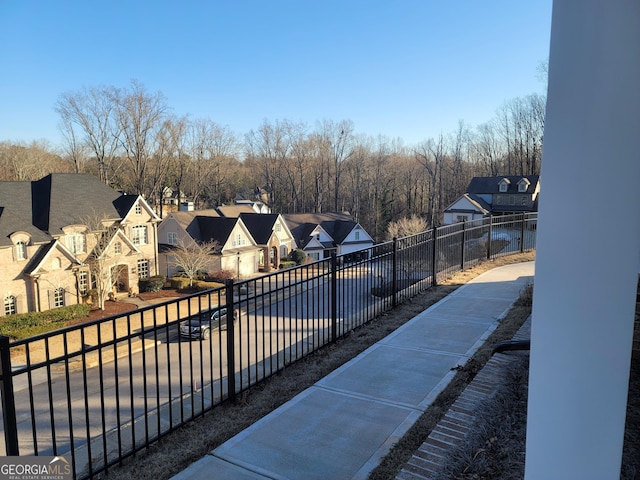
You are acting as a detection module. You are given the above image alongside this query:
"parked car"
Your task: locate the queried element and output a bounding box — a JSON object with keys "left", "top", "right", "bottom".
{"left": 180, "top": 307, "right": 236, "bottom": 340}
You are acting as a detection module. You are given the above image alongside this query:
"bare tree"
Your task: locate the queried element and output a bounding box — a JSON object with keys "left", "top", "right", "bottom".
{"left": 386, "top": 215, "right": 428, "bottom": 240}
{"left": 55, "top": 85, "right": 121, "bottom": 184}
{"left": 114, "top": 80, "right": 169, "bottom": 197}
{"left": 58, "top": 113, "right": 88, "bottom": 173}
{"left": 80, "top": 213, "right": 126, "bottom": 310}
{"left": 169, "top": 238, "right": 220, "bottom": 287}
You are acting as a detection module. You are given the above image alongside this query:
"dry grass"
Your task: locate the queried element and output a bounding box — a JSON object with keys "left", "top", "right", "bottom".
{"left": 99, "top": 252, "right": 535, "bottom": 480}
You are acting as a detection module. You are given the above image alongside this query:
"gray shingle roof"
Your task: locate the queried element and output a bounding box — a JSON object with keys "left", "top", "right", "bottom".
{"left": 0, "top": 173, "right": 136, "bottom": 247}
{"left": 466, "top": 175, "right": 539, "bottom": 195}
{"left": 238, "top": 213, "right": 279, "bottom": 244}
{"left": 31, "top": 174, "right": 122, "bottom": 233}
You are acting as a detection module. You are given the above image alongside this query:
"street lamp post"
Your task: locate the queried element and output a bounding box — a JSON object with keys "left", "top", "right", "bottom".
{"left": 236, "top": 251, "right": 241, "bottom": 278}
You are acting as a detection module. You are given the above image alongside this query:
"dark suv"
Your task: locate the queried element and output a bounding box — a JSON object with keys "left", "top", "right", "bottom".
{"left": 179, "top": 307, "right": 236, "bottom": 340}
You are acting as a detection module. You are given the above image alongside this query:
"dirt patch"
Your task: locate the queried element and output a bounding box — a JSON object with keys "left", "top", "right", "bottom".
{"left": 97, "top": 253, "right": 535, "bottom": 480}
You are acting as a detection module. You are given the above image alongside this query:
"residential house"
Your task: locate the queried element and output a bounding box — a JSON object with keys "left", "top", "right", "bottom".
{"left": 443, "top": 175, "right": 540, "bottom": 225}
{"left": 158, "top": 210, "right": 261, "bottom": 278}
{"left": 238, "top": 213, "right": 296, "bottom": 271}
{"left": 283, "top": 212, "right": 374, "bottom": 261}
{"left": 234, "top": 199, "right": 271, "bottom": 214}
{"left": 0, "top": 173, "right": 160, "bottom": 315}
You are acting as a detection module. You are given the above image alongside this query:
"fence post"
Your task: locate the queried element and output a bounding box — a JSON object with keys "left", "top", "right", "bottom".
{"left": 431, "top": 227, "right": 438, "bottom": 287}
{"left": 460, "top": 220, "right": 466, "bottom": 270}
{"left": 224, "top": 279, "right": 236, "bottom": 402}
{"left": 487, "top": 217, "right": 493, "bottom": 260}
{"left": 330, "top": 253, "right": 338, "bottom": 342}
{"left": 520, "top": 213, "right": 526, "bottom": 252}
{"left": 0, "top": 335, "right": 19, "bottom": 455}
{"left": 392, "top": 238, "right": 398, "bottom": 307}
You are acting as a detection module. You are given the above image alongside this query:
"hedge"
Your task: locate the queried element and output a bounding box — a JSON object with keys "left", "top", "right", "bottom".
{"left": 279, "top": 261, "right": 296, "bottom": 269}
{"left": 0, "top": 304, "right": 91, "bottom": 339}
{"left": 169, "top": 277, "right": 224, "bottom": 291}
{"left": 139, "top": 275, "right": 165, "bottom": 292}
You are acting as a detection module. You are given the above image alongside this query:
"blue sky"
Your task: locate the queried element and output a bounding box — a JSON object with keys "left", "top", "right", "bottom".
{"left": 0, "top": 1, "right": 552, "bottom": 148}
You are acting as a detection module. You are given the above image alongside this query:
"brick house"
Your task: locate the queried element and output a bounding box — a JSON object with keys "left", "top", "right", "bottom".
{"left": 0, "top": 174, "right": 160, "bottom": 315}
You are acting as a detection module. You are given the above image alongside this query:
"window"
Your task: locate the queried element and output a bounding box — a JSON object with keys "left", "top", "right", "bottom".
{"left": 52, "top": 258, "right": 61, "bottom": 270}
{"left": 495, "top": 195, "right": 503, "bottom": 205}
{"left": 135, "top": 203, "right": 142, "bottom": 215}
{"left": 168, "top": 232, "right": 178, "bottom": 245}
{"left": 138, "top": 259, "right": 149, "bottom": 279}
{"left": 275, "top": 223, "right": 281, "bottom": 232}
{"left": 78, "top": 271, "right": 88, "bottom": 295}
{"left": 499, "top": 180, "right": 509, "bottom": 193}
{"left": 520, "top": 195, "right": 529, "bottom": 206}
{"left": 15, "top": 241, "right": 27, "bottom": 260}
{"left": 232, "top": 233, "right": 244, "bottom": 247}
{"left": 132, "top": 225, "right": 147, "bottom": 245}
{"left": 67, "top": 233, "right": 86, "bottom": 254}
{"left": 4, "top": 295, "right": 16, "bottom": 316}
{"left": 509, "top": 195, "right": 516, "bottom": 206}
{"left": 456, "top": 215, "right": 468, "bottom": 222}
{"left": 355, "top": 231, "right": 360, "bottom": 240}
{"left": 308, "top": 252, "right": 320, "bottom": 261}
{"left": 54, "top": 288, "right": 65, "bottom": 308}
{"left": 114, "top": 241, "right": 122, "bottom": 254}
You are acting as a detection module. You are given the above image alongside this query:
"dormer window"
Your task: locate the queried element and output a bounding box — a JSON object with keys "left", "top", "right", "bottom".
{"left": 517, "top": 178, "right": 531, "bottom": 193}
{"left": 66, "top": 233, "right": 86, "bottom": 254}
{"left": 498, "top": 178, "right": 510, "bottom": 193}
{"left": 15, "top": 241, "right": 27, "bottom": 260}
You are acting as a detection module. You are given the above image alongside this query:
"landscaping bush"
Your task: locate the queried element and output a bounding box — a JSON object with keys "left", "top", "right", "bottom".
{"left": 0, "top": 304, "right": 91, "bottom": 339}
{"left": 289, "top": 249, "right": 306, "bottom": 265}
{"left": 169, "top": 277, "right": 192, "bottom": 290}
{"left": 139, "top": 275, "right": 165, "bottom": 292}
{"left": 193, "top": 280, "right": 224, "bottom": 291}
{"left": 206, "top": 270, "right": 236, "bottom": 282}
{"left": 279, "top": 261, "right": 296, "bottom": 269}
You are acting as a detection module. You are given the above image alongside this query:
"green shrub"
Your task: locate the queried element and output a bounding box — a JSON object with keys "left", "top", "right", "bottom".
{"left": 289, "top": 249, "right": 306, "bottom": 265}
{"left": 139, "top": 275, "right": 165, "bottom": 292}
{"left": 279, "top": 261, "right": 296, "bottom": 269}
{"left": 0, "top": 304, "right": 91, "bottom": 339}
{"left": 193, "top": 280, "right": 224, "bottom": 291}
{"left": 169, "top": 277, "right": 192, "bottom": 289}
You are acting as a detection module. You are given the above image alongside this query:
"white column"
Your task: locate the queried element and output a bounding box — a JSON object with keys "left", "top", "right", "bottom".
{"left": 526, "top": 1, "right": 640, "bottom": 479}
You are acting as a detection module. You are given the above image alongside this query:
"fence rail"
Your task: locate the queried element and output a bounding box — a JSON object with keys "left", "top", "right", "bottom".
{"left": 0, "top": 213, "right": 536, "bottom": 479}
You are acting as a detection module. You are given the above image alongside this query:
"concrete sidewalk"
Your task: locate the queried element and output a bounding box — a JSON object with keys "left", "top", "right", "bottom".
{"left": 172, "top": 262, "right": 535, "bottom": 480}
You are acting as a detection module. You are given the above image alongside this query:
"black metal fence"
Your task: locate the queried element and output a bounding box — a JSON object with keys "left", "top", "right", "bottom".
{"left": 0, "top": 213, "right": 536, "bottom": 479}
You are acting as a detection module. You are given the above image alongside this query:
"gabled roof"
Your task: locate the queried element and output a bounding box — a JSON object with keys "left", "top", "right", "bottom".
{"left": 283, "top": 212, "right": 362, "bottom": 250}
{"left": 444, "top": 193, "right": 491, "bottom": 214}
{"left": 466, "top": 175, "right": 540, "bottom": 195}
{"left": 24, "top": 239, "right": 81, "bottom": 276}
{"left": 190, "top": 217, "right": 238, "bottom": 245}
{"left": 166, "top": 210, "right": 219, "bottom": 235}
{"left": 217, "top": 205, "right": 256, "bottom": 217}
{"left": 238, "top": 213, "right": 281, "bottom": 244}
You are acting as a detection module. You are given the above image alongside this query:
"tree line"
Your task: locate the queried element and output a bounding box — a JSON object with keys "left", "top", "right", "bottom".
{"left": 0, "top": 80, "right": 545, "bottom": 241}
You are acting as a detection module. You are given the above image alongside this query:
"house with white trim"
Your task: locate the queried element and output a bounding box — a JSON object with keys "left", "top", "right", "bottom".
{"left": 443, "top": 175, "right": 540, "bottom": 225}
{"left": 0, "top": 174, "right": 160, "bottom": 315}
